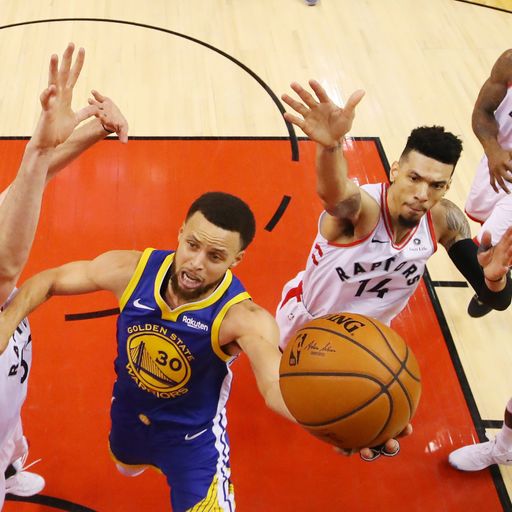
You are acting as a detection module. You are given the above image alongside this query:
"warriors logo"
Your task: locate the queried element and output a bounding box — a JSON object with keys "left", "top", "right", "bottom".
{"left": 126, "top": 324, "right": 194, "bottom": 398}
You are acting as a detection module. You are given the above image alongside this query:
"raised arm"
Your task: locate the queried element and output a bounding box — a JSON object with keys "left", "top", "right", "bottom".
{"left": 282, "top": 81, "right": 375, "bottom": 240}
{"left": 0, "top": 43, "right": 100, "bottom": 304}
{"left": 472, "top": 49, "right": 512, "bottom": 193}
{"left": 434, "top": 199, "right": 512, "bottom": 309}
{"left": 0, "top": 250, "right": 140, "bottom": 355}
{"left": 223, "top": 301, "right": 295, "bottom": 422}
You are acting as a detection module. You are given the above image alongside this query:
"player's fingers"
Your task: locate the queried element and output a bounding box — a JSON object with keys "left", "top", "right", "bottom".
{"left": 58, "top": 42, "right": 75, "bottom": 85}
{"left": 359, "top": 447, "right": 381, "bottom": 462}
{"left": 47, "top": 54, "right": 59, "bottom": 88}
{"left": 281, "top": 94, "right": 309, "bottom": 117}
{"left": 344, "top": 89, "right": 365, "bottom": 113}
{"left": 68, "top": 47, "right": 85, "bottom": 88}
{"left": 91, "top": 89, "right": 107, "bottom": 102}
{"left": 75, "top": 104, "right": 98, "bottom": 124}
{"left": 290, "top": 82, "right": 319, "bottom": 109}
{"left": 283, "top": 112, "right": 305, "bottom": 129}
{"left": 118, "top": 123, "right": 129, "bottom": 144}
{"left": 40, "top": 85, "right": 56, "bottom": 110}
{"left": 309, "top": 80, "right": 330, "bottom": 103}
{"left": 496, "top": 175, "right": 510, "bottom": 194}
{"left": 397, "top": 423, "right": 413, "bottom": 438}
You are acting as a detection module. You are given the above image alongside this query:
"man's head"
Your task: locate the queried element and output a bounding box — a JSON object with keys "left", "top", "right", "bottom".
{"left": 172, "top": 192, "right": 256, "bottom": 301}
{"left": 389, "top": 126, "right": 463, "bottom": 228}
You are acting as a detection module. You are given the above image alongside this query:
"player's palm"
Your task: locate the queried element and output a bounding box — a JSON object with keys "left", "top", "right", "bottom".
{"left": 301, "top": 104, "right": 354, "bottom": 147}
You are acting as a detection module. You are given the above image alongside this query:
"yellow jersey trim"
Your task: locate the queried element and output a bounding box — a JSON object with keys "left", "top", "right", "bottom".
{"left": 187, "top": 474, "right": 235, "bottom": 511}
{"left": 119, "top": 248, "right": 155, "bottom": 312}
{"left": 210, "top": 292, "right": 251, "bottom": 362}
{"left": 154, "top": 254, "right": 236, "bottom": 322}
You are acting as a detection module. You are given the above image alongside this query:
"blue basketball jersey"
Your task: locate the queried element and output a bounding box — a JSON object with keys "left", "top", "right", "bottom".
{"left": 114, "top": 248, "right": 250, "bottom": 432}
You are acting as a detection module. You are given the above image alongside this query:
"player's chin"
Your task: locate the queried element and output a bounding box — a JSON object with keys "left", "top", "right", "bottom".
{"left": 397, "top": 213, "right": 421, "bottom": 229}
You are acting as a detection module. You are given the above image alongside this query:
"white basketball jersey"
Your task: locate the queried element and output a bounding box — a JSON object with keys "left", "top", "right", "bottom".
{"left": 299, "top": 183, "right": 437, "bottom": 325}
{"left": 0, "top": 289, "right": 32, "bottom": 451}
{"left": 495, "top": 83, "right": 512, "bottom": 149}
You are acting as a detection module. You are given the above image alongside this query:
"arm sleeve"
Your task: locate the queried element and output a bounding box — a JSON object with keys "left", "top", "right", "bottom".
{"left": 447, "top": 238, "right": 512, "bottom": 311}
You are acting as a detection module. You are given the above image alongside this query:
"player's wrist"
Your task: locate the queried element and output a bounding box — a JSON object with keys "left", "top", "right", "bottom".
{"left": 322, "top": 140, "right": 344, "bottom": 152}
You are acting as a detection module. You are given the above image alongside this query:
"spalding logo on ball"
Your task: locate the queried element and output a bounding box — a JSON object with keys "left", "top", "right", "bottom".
{"left": 279, "top": 312, "right": 421, "bottom": 450}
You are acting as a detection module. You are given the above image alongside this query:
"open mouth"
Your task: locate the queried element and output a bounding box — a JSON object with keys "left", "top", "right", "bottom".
{"left": 179, "top": 270, "right": 203, "bottom": 290}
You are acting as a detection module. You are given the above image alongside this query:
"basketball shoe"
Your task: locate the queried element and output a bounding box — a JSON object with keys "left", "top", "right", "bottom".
{"left": 5, "top": 451, "right": 45, "bottom": 497}
{"left": 449, "top": 437, "right": 512, "bottom": 471}
{"left": 467, "top": 294, "right": 492, "bottom": 318}
{"left": 305, "top": 0, "right": 318, "bottom": 5}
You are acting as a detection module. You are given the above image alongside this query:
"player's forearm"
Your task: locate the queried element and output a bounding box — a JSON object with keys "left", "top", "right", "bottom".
{"left": 0, "top": 144, "right": 53, "bottom": 283}
{"left": 316, "top": 142, "right": 351, "bottom": 210}
{"left": 0, "top": 271, "right": 55, "bottom": 355}
{"left": 472, "top": 109, "right": 502, "bottom": 157}
{"left": 46, "top": 119, "right": 109, "bottom": 182}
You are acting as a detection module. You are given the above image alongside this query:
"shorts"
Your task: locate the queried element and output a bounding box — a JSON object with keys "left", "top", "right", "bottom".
{"left": 109, "top": 397, "right": 235, "bottom": 512}
{"left": 276, "top": 275, "right": 314, "bottom": 350}
{"left": 465, "top": 156, "right": 512, "bottom": 244}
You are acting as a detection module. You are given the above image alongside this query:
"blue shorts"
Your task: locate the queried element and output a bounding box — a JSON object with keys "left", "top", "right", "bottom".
{"left": 109, "top": 398, "right": 235, "bottom": 512}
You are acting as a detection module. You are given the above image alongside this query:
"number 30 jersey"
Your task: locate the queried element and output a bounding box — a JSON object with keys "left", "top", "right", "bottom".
{"left": 281, "top": 183, "right": 437, "bottom": 327}
{"left": 114, "top": 248, "right": 250, "bottom": 432}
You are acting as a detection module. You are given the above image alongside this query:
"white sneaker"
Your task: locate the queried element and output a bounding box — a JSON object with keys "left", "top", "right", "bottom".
{"left": 449, "top": 437, "right": 512, "bottom": 471}
{"left": 5, "top": 470, "right": 45, "bottom": 496}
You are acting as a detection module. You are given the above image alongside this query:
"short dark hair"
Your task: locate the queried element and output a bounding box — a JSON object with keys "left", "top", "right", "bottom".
{"left": 186, "top": 192, "right": 256, "bottom": 250}
{"left": 401, "top": 126, "right": 463, "bottom": 168}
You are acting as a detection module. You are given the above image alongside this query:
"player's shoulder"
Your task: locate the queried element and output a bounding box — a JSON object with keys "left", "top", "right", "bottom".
{"left": 220, "top": 299, "right": 277, "bottom": 342}
{"left": 430, "top": 199, "right": 470, "bottom": 246}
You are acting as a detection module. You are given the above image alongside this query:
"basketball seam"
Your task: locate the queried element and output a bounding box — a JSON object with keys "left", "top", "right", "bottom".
{"left": 285, "top": 372, "right": 390, "bottom": 427}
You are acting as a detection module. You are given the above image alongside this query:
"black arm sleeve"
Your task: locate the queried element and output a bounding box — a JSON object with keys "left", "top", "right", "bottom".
{"left": 447, "top": 238, "right": 512, "bottom": 311}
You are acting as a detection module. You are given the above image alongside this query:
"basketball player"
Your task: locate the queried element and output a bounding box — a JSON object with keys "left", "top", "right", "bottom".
{"left": 0, "top": 42, "right": 128, "bottom": 508}
{"left": 0, "top": 192, "right": 294, "bottom": 511}
{"left": 464, "top": 49, "right": 512, "bottom": 318}
{"left": 448, "top": 50, "right": 512, "bottom": 472}
{"left": 276, "top": 80, "right": 512, "bottom": 460}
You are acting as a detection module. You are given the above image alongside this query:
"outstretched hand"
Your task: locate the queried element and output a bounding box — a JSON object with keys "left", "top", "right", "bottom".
{"left": 31, "top": 43, "right": 97, "bottom": 150}
{"left": 478, "top": 227, "right": 512, "bottom": 282}
{"left": 281, "top": 80, "right": 365, "bottom": 147}
{"left": 88, "top": 90, "right": 129, "bottom": 143}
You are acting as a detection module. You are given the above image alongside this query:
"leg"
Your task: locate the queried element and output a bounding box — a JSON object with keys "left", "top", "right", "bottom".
{"left": 449, "top": 397, "right": 512, "bottom": 471}
{"left": 157, "top": 416, "right": 235, "bottom": 512}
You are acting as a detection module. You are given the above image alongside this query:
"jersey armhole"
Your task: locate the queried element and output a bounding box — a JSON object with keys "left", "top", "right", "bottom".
{"left": 210, "top": 292, "right": 252, "bottom": 362}
{"left": 119, "top": 248, "right": 155, "bottom": 311}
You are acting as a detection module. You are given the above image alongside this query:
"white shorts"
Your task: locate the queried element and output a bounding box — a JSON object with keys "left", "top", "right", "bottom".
{"left": 275, "top": 274, "right": 314, "bottom": 350}
{"left": 465, "top": 156, "right": 512, "bottom": 244}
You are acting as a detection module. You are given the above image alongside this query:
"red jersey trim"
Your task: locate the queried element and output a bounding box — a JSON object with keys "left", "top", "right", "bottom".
{"left": 464, "top": 208, "right": 485, "bottom": 225}
{"left": 426, "top": 210, "right": 438, "bottom": 253}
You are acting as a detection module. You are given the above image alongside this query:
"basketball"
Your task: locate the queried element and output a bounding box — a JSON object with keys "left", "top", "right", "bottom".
{"left": 279, "top": 312, "right": 421, "bottom": 450}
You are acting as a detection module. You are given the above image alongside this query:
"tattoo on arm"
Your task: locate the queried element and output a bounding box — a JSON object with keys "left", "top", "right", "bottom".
{"left": 441, "top": 199, "right": 471, "bottom": 251}
{"left": 327, "top": 192, "right": 361, "bottom": 220}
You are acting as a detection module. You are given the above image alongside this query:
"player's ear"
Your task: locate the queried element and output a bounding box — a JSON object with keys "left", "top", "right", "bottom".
{"left": 178, "top": 223, "right": 185, "bottom": 241}
{"left": 390, "top": 161, "right": 399, "bottom": 182}
{"left": 445, "top": 178, "right": 452, "bottom": 192}
{"left": 230, "top": 250, "right": 245, "bottom": 268}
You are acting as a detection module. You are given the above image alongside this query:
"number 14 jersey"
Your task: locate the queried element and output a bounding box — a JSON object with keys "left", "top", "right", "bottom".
{"left": 277, "top": 183, "right": 437, "bottom": 341}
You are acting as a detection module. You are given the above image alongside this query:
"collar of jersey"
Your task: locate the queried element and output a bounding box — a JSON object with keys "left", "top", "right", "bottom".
{"left": 154, "top": 252, "right": 233, "bottom": 321}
